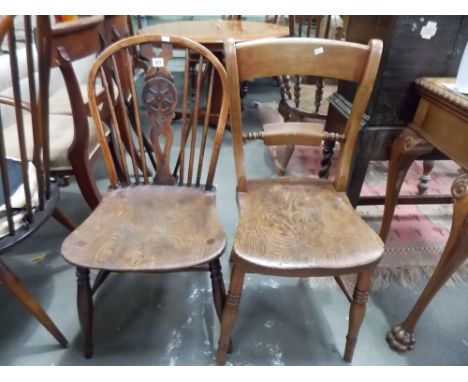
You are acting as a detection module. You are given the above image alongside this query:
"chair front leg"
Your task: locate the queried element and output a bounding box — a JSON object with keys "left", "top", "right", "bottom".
{"left": 76, "top": 267, "right": 93, "bottom": 358}
{"left": 344, "top": 269, "right": 372, "bottom": 362}
{"left": 216, "top": 263, "right": 245, "bottom": 365}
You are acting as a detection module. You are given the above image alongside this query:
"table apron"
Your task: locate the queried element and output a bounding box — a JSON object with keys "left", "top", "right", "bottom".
{"left": 411, "top": 98, "right": 468, "bottom": 170}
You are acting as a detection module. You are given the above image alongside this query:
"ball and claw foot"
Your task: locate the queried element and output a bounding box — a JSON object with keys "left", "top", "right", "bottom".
{"left": 386, "top": 325, "right": 415, "bottom": 352}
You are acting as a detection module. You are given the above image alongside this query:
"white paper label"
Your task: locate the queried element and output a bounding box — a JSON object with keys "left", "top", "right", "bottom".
{"left": 152, "top": 57, "right": 165, "bottom": 68}
{"left": 314, "top": 47, "right": 324, "bottom": 55}
{"left": 420, "top": 21, "right": 437, "bottom": 40}
{"left": 162, "top": 36, "right": 171, "bottom": 42}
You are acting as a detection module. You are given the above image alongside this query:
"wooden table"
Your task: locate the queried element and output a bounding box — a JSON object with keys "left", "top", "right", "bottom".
{"left": 381, "top": 77, "right": 468, "bottom": 352}
{"left": 140, "top": 20, "right": 290, "bottom": 125}
{"left": 139, "top": 19, "right": 290, "bottom": 50}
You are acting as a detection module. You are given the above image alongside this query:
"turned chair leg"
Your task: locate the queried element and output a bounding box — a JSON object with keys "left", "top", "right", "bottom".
{"left": 380, "top": 129, "right": 434, "bottom": 241}
{"left": 77, "top": 267, "right": 93, "bottom": 358}
{"left": 0, "top": 259, "right": 68, "bottom": 347}
{"left": 216, "top": 264, "right": 245, "bottom": 365}
{"left": 344, "top": 269, "right": 372, "bottom": 362}
{"left": 417, "top": 160, "right": 435, "bottom": 195}
{"left": 209, "top": 258, "right": 227, "bottom": 322}
{"left": 387, "top": 172, "right": 468, "bottom": 352}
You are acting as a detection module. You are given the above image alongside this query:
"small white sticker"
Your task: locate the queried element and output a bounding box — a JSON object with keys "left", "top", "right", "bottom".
{"left": 314, "top": 47, "right": 324, "bottom": 55}
{"left": 162, "top": 36, "right": 171, "bottom": 42}
{"left": 152, "top": 57, "right": 164, "bottom": 68}
{"left": 420, "top": 21, "right": 437, "bottom": 40}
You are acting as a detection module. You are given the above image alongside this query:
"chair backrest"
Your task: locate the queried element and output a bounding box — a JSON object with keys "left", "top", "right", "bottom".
{"left": 0, "top": 16, "right": 54, "bottom": 250}
{"left": 87, "top": 34, "right": 229, "bottom": 191}
{"left": 225, "top": 37, "right": 382, "bottom": 192}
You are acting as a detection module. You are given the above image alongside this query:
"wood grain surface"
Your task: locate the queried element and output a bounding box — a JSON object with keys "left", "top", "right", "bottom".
{"left": 62, "top": 185, "right": 226, "bottom": 271}
{"left": 233, "top": 178, "right": 384, "bottom": 275}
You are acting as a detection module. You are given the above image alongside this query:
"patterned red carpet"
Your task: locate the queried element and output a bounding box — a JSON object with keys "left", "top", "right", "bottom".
{"left": 268, "top": 145, "right": 468, "bottom": 289}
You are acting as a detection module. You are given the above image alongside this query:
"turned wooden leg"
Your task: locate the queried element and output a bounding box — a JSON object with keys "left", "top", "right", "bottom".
{"left": 387, "top": 172, "right": 468, "bottom": 352}
{"left": 380, "top": 129, "right": 434, "bottom": 241}
{"left": 77, "top": 267, "right": 93, "bottom": 358}
{"left": 344, "top": 269, "right": 372, "bottom": 362}
{"left": 417, "top": 160, "right": 435, "bottom": 195}
{"left": 53, "top": 208, "right": 77, "bottom": 231}
{"left": 0, "top": 259, "right": 68, "bottom": 347}
{"left": 319, "top": 140, "right": 336, "bottom": 179}
{"left": 209, "top": 258, "right": 227, "bottom": 322}
{"left": 216, "top": 264, "right": 245, "bottom": 365}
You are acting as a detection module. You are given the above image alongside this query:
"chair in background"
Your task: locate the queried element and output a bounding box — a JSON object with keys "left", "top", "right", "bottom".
{"left": 36, "top": 16, "right": 109, "bottom": 210}
{"left": 61, "top": 34, "right": 230, "bottom": 358}
{"left": 217, "top": 36, "right": 383, "bottom": 364}
{"left": 257, "top": 15, "right": 346, "bottom": 175}
{"left": 0, "top": 16, "right": 69, "bottom": 347}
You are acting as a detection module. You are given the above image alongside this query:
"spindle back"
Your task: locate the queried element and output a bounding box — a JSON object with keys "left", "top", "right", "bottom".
{"left": 87, "top": 34, "right": 229, "bottom": 191}
{"left": 0, "top": 16, "right": 55, "bottom": 250}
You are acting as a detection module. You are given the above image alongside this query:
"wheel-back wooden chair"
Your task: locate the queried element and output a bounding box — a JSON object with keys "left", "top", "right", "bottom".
{"left": 217, "top": 36, "right": 383, "bottom": 364}
{"left": 0, "top": 16, "right": 70, "bottom": 348}
{"left": 61, "top": 34, "right": 229, "bottom": 358}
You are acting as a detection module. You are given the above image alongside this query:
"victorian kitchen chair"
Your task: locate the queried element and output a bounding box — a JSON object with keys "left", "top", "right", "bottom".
{"left": 217, "top": 36, "right": 383, "bottom": 364}
{"left": 0, "top": 16, "right": 69, "bottom": 347}
{"left": 61, "top": 34, "right": 229, "bottom": 358}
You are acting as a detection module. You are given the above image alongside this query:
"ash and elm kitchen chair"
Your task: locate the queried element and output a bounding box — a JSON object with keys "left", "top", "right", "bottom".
{"left": 61, "top": 34, "right": 229, "bottom": 358}
{"left": 217, "top": 36, "right": 383, "bottom": 364}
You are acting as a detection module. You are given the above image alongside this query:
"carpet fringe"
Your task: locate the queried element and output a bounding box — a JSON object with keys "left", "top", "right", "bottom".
{"left": 305, "top": 265, "right": 468, "bottom": 291}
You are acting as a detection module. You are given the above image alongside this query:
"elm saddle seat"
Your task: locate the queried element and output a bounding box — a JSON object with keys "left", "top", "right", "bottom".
{"left": 61, "top": 186, "right": 226, "bottom": 271}
{"left": 234, "top": 177, "right": 383, "bottom": 274}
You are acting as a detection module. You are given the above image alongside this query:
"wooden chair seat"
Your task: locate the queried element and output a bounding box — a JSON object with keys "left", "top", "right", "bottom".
{"left": 233, "top": 177, "right": 384, "bottom": 275}
{"left": 62, "top": 185, "right": 227, "bottom": 272}
{"left": 3, "top": 113, "right": 107, "bottom": 172}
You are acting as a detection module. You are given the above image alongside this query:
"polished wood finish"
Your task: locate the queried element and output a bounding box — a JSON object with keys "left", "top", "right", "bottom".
{"left": 218, "top": 36, "right": 383, "bottom": 364}
{"left": 62, "top": 34, "right": 229, "bottom": 357}
{"left": 381, "top": 77, "right": 468, "bottom": 353}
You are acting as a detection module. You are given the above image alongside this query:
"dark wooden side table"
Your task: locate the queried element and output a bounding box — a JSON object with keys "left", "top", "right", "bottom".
{"left": 381, "top": 77, "right": 468, "bottom": 352}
